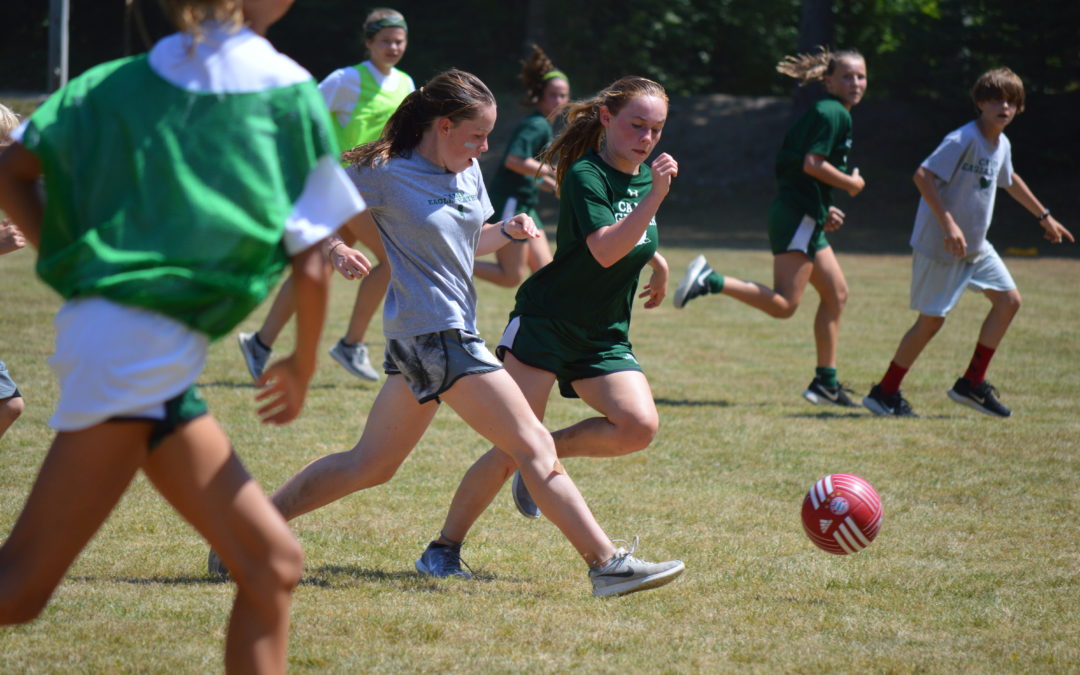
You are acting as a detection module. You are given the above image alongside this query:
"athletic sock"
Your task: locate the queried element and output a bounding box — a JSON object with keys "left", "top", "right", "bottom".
{"left": 963, "top": 343, "right": 996, "bottom": 385}
{"left": 706, "top": 272, "right": 725, "bottom": 294}
{"left": 879, "top": 360, "right": 909, "bottom": 396}
{"left": 815, "top": 366, "right": 839, "bottom": 389}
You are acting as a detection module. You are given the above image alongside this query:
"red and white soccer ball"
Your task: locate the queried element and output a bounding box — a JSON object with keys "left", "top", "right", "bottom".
{"left": 801, "top": 473, "right": 883, "bottom": 555}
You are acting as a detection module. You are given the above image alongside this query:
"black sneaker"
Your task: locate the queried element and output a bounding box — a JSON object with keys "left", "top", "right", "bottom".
{"left": 415, "top": 542, "right": 472, "bottom": 579}
{"left": 802, "top": 377, "right": 858, "bottom": 407}
{"left": 947, "top": 378, "right": 1012, "bottom": 418}
{"left": 862, "top": 384, "right": 918, "bottom": 417}
{"left": 673, "top": 255, "right": 713, "bottom": 309}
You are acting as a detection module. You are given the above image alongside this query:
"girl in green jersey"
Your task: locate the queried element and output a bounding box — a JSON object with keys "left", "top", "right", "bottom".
{"left": 237, "top": 7, "right": 415, "bottom": 384}
{"left": 0, "top": 1, "right": 365, "bottom": 670}
{"left": 474, "top": 44, "right": 566, "bottom": 287}
{"left": 417, "top": 77, "right": 683, "bottom": 587}
{"left": 674, "top": 48, "right": 868, "bottom": 408}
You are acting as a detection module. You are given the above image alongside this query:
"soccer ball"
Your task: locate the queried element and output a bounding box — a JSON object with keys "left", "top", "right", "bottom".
{"left": 801, "top": 473, "right": 883, "bottom": 555}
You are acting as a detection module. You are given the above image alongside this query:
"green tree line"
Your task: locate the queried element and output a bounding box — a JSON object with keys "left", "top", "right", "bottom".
{"left": 2, "top": 0, "right": 1077, "bottom": 100}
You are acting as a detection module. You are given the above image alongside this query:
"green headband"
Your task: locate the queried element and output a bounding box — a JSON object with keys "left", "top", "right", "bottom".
{"left": 365, "top": 16, "right": 407, "bottom": 39}
{"left": 543, "top": 70, "right": 568, "bottom": 82}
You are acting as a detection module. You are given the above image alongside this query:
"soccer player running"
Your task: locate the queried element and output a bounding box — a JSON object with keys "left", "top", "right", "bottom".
{"left": 415, "top": 76, "right": 680, "bottom": 597}
{"left": 673, "top": 48, "right": 868, "bottom": 408}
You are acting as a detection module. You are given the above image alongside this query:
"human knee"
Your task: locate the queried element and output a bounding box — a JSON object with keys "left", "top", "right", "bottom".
{"left": 232, "top": 536, "right": 304, "bottom": 595}
{"left": 998, "top": 290, "right": 1022, "bottom": 315}
{"left": 611, "top": 412, "right": 659, "bottom": 455}
{"left": 0, "top": 396, "right": 24, "bottom": 425}
{"left": 771, "top": 302, "right": 799, "bottom": 319}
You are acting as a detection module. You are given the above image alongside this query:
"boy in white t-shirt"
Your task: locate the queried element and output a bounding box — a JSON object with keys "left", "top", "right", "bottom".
{"left": 863, "top": 67, "right": 1073, "bottom": 418}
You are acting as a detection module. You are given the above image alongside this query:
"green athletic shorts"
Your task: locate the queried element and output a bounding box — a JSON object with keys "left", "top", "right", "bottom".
{"left": 112, "top": 386, "right": 209, "bottom": 450}
{"left": 767, "top": 199, "right": 829, "bottom": 260}
{"left": 496, "top": 315, "right": 643, "bottom": 399}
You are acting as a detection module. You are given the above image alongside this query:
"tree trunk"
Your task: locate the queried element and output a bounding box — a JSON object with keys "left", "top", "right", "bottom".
{"left": 793, "top": 0, "right": 834, "bottom": 116}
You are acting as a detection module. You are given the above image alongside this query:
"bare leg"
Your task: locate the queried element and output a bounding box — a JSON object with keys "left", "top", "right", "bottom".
{"left": 976, "top": 288, "right": 1021, "bottom": 350}
{"left": 145, "top": 416, "right": 302, "bottom": 675}
{"left": 270, "top": 375, "right": 438, "bottom": 521}
{"left": 806, "top": 246, "right": 848, "bottom": 369}
{"left": 0, "top": 395, "right": 24, "bottom": 440}
{"left": 440, "top": 369, "right": 615, "bottom": 567}
{"left": 892, "top": 314, "right": 946, "bottom": 369}
{"left": 0, "top": 424, "right": 147, "bottom": 625}
{"left": 474, "top": 234, "right": 553, "bottom": 288}
{"left": 719, "top": 251, "right": 813, "bottom": 318}
{"left": 341, "top": 215, "right": 388, "bottom": 345}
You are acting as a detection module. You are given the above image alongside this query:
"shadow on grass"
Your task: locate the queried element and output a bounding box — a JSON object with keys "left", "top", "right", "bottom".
{"left": 654, "top": 397, "right": 732, "bottom": 408}
{"left": 303, "top": 564, "right": 500, "bottom": 590}
{"left": 198, "top": 380, "right": 345, "bottom": 390}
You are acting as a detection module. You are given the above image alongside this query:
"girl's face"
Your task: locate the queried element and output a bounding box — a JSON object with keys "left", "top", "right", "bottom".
{"left": 366, "top": 27, "right": 407, "bottom": 72}
{"left": 538, "top": 78, "right": 570, "bottom": 119}
{"left": 599, "top": 94, "right": 667, "bottom": 173}
{"left": 434, "top": 103, "right": 497, "bottom": 173}
{"left": 824, "top": 57, "right": 867, "bottom": 109}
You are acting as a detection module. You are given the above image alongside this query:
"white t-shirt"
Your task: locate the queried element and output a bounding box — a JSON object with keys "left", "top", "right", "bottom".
{"left": 910, "top": 120, "right": 1013, "bottom": 261}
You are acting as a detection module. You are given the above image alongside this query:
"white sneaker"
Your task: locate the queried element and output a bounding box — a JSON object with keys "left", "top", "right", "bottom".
{"left": 588, "top": 538, "right": 685, "bottom": 597}
{"left": 673, "top": 255, "right": 713, "bottom": 309}
{"left": 511, "top": 470, "right": 541, "bottom": 518}
{"left": 328, "top": 339, "right": 380, "bottom": 381}
{"left": 237, "top": 331, "right": 271, "bottom": 381}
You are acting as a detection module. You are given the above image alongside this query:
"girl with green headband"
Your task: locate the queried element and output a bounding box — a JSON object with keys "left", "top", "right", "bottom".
{"left": 473, "top": 44, "right": 568, "bottom": 288}
{"left": 236, "top": 7, "right": 414, "bottom": 385}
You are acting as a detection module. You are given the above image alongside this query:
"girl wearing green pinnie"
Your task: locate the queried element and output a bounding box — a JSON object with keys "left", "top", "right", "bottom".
{"left": 674, "top": 47, "right": 868, "bottom": 408}
{"left": 237, "top": 7, "right": 415, "bottom": 384}
{"left": 0, "top": 0, "right": 367, "bottom": 670}
{"left": 473, "top": 44, "right": 567, "bottom": 288}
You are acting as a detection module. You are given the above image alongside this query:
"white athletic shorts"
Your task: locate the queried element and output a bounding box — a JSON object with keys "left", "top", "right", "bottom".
{"left": 49, "top": 298, "right": 208, "bottom": 431}
{"left": 909, "top": 245, "right": 1016, "bottom": 317}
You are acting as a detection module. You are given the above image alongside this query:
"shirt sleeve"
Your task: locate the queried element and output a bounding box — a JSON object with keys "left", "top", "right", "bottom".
{"left": 804, "top": 107, "right": 842, "bottom": 158}
{"left": 997, "top": 137, "right": 1014, "bottom": 188}
{"left": 506, "top": 117, "right": 549, "bottom": 160}
{"left": 283, "top": 155, "right": 366, "bottom": 255}
{"left": 921, "top": 131, "right": 966, "bottom": 184}
{"left": 475, "top": 161, "right": 494, "bottom": 221}
{"left": 568, "top": 164, "right": 617, "bottom": 238}
{"left": 318, "top": 67, "right": 361, "bottom": 128}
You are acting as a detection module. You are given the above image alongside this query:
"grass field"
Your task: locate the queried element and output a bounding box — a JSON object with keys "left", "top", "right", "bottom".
{"left": 0, "top": 245, "right": 1078, "bottom": 672}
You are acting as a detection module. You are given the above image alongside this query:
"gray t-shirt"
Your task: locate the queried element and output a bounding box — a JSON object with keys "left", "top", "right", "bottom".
{"left": 349, "top": 153, "right": 494, "bottom": 339}
{"left": 910, "top": 120, "right": 1013, "bottom": 261}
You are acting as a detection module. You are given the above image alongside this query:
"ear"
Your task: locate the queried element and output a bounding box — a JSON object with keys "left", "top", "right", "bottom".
{"left": 598, "top": 105, "right": 612, "bottom": 128}
{"left": 438, "top": 117, "right": 453, "bottom": 136}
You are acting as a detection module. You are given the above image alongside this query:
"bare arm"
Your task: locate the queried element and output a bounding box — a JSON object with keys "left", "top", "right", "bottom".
{"left": 804, "top": 153, "right": 864, "bottom": 197}
{"left": 504, "top": 153, "right": 557, "bottom": 193}
{"left": 475, "top": 213, "right": 540, "bottom": 257}
{"left": 1004, "top": 173, "right": 1075, "bottom": 244}
{"left": 255, "top": 242, "right": 330, "bottom": 425}
{"left": 0, "top": 144, "right": 44, "bottom": 248}
{"left": 913, "top": 165, "right": 967, "bottom": 258}
{"left": 325, "top": 212, "right": 374, "bottom": 280}
{"left": 638, "top": 251, "right": 669, "bottom": 309}
{"left": 586, "top": 153, "right": 678, "bottom": 268}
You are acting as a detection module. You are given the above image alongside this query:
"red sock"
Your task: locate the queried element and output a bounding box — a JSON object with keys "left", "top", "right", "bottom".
{"left": 963, "top": 343, "right": 996, "bottom": 385}
{"left": 879, "top": 361, "right": 909, "bottom": 395}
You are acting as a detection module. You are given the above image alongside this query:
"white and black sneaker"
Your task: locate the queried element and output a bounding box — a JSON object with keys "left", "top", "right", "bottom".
{"left": 947, "top": 377, "right": 1011, "bottom": 418}
{"left": 329, "top": 339, "right": 380, "bottom": 382}
{"left": 588, "top": 538, "right": 685, "bottom": 598}
{"left": 863, "top": 384, "right": 918, "bottom": 417}
{"left": 510, "top": 470, "right": 541, "bottom": 518}
{"left": 803, "top": 377, "right": 858, "bottom": 407}
{"left": 673, "top": 255, "right": 713, "bottom": 309}
{"left": 237, "top": 331, "right": 271, "bottom": 381}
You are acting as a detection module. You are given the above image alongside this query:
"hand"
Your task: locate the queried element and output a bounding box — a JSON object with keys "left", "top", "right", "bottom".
{"left": 943, "top": 219, "right": 967, "bottom": 258}
{"left": 0, "top": 220, "right": 25, "bottom": 255}
{"left": 846, "top": 168, "right": 865, "bottom": 197}
{"left": 538, "top": 174, "right": 558, "bottom": 194}
{"left": 503, "top": 213, "right": 541, "bottom": 240}
{"left": 823, "top": 206, "right": 846, "bottom": 232}
{"left": 638, "top": 264, "right": 668, "bottom": 309}
{"left": 649, "top": 153, "right": 679, "bottom": 198}
{"left": 254, "top": 354, "right": 313, "bottom": 425}
{"left": 330, "top": 242, "right": 372, "bottom": 280}
{"left": 1041, "top": 215, "right": 1075, "bottom": 245}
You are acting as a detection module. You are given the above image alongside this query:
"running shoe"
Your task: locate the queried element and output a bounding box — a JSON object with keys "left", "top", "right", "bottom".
{"left": 947, "top": 377, "right": 1011, "bottom": 418}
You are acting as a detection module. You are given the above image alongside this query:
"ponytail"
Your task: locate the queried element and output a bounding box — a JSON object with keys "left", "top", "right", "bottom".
{"left": 520, "top": 44, "right": 566, "bottom": 106}
{"left": 776, "top": 46, "right": 863, "bottom": 86}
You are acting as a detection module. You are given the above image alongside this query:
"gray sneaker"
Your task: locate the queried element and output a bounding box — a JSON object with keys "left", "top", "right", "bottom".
{"left": 511, "top": 470, "right": 541, "bottom": 519}
{"left": 237, "top": 331, "right": 271, "bottom": 381}
{"left": 589, "top": 538, "right": 685, "bottom": 598}
{"left": 207, "top": 548, "right": 229, "bottom": 579}
{"left": 415, "top": 542, "right": 472, "bottom": 579}
{"left": 674, "top": 255, "right": 713, "bottom": 309}
{"left": 329, "top": 339, "right": 380, "bottom": 381}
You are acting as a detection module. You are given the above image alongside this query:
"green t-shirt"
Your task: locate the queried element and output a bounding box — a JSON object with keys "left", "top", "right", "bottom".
{"left": 22, "top": 55, "right": 336, "bottom": 339}
{"left": 774, "top": 96, "right": 852, "bottom": 224}
{"left": 513, "top": 151, "right": 658, "bottom": 337}
{"left": 488, "top": 111, "right": 553, "bottom": 213}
